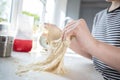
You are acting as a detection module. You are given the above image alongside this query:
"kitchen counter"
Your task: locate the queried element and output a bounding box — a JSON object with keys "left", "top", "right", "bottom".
{"left": 0, "top": 51, "right": 104, "bottom": 80}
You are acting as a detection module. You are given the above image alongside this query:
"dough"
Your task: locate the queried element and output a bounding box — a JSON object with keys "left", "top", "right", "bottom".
{"left": 17, "top": 39, "right": 70, "bottom": 75}
{"left": 16, "top": 23, "right": 70, "bottom": 75}
{"left": 43, "top": 23, "right": 62, "bottom": 45}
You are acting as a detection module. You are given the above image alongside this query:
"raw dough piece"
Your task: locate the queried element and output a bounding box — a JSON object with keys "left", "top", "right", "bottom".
{"left": 17, "top": 39, "right": 70, "bottom": 75}
{"left": 16, "top": 23, "right": 70, "bottom": 75}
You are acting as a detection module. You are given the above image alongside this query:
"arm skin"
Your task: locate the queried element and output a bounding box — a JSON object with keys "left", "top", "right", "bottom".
{"left": 75, "top": 24, "right": 120, "bottom": 72}
{"left": 63, "top": 19, "right": 120, "bottom": 72}
{"left": 69, "top": 37, "right": 92, "bottom": 59}
{"left": 87, "top": 39, "right": 120, "bottom": 72}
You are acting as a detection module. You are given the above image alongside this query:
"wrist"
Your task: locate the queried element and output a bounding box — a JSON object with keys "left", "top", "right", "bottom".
{"left": 86, "top": 38, "right": 99, "bottom": 56}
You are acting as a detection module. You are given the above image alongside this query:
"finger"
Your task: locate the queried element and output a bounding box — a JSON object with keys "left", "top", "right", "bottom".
{"left": 63, "top": 20, "right": 76, "bottom": 31}
{"left": 63, "top": 22, "right": 77, "bottom": 34}
{"left": 65, "top": 20, "right": 75, "bottom": 27}
{"left": 62, "top": 30, "right": 69, "bottom": 41}
{"left": 62, "top": 23, "right": 75, "bottom": 36}
{"left": 62, "top": 19, "right": 83, "bottom": 41}
{"left": 63, "top": 29, "right": 74, "bottom": 41}
{"left": 64, "top": 20, "right": 78, "bottom": 30}
{"left": 63, "top": 19, "right": 86, "bottom": 38}
{"left": 62, "top": 25, "right": 75, "bottom": 41}
{"left": 62, "top": 23, "right": 75, "bottom": 37}
{"left": 78, "top": 19, "right": 88, "bottom": 27}
{"left": 64, "top": 22, "right": 79, "bottom": 36}
{"left": 64, "top": 19, "right": 85, "bottom": 30}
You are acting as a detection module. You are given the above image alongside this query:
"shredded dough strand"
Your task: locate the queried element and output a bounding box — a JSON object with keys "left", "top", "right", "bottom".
{"left": 17, "top": 39, "right": 70, "bottom": 75}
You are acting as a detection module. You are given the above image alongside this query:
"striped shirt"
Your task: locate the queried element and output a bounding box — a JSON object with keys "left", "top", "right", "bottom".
{"left": 92, "top": 7, "right": 120, "bottom": 80}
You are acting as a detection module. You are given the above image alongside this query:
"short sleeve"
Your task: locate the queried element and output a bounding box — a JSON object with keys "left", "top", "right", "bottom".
{"left": 91, "top": 14, "right": 98, "bottom": 36}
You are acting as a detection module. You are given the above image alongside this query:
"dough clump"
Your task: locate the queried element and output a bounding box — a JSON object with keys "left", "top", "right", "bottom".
{"left": 16, "top": 23, "right": 70, "bottom": 75}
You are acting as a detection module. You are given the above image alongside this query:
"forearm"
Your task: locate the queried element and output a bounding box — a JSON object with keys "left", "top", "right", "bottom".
{"left": 70, "top": 46, "right": 92, "bottom": 59}
{"left": 70, "top": 38, "right": 92, "bottom": 59}
{"left": 88, "top": 39, "right": 120, "bottom": 71}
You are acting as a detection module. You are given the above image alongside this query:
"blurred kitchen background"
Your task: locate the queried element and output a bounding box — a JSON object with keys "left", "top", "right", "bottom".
{"left": 0, "top": 0, "right": 110, "bottom": 31}
{"left": 0, "top": 0, "right": 110, "bottom": 54}
{"left": 67, "top": 0, "right": 110, "bottom": 32}
{"left": 0, "top": 1, "right": 109, "bottom": 80}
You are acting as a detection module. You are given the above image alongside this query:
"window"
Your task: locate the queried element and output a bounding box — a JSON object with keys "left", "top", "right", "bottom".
{"left": 0, "top": 0, "right": 13, "bottom": 22}
{"left": 22, "top": 0, "right": 44, "bottom": 22}
{"left": 21, "top": 0, "right": 46, "bottom": 28}
{"left": 45, "top": 0, "right": 55, "bottom": 23}
{"left": 14, "top": 0, "right": 47, "bottom": 52}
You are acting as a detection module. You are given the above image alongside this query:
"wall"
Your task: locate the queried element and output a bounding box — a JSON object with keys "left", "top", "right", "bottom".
{"left": 66, "top": 0, "right": 81, "bottom": 20}
{"left": 66, "top": 0, "right": 109, "bottom": 32}
{"left": 80, "top": 0, "right": 109, "bottom": 32}
{"left": 53, "top": 0, "right": 68, "bottom": 29}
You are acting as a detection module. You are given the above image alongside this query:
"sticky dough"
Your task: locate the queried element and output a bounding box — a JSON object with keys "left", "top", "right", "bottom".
{"left": 16, "top": 23, "right": 70, "bottom": 75}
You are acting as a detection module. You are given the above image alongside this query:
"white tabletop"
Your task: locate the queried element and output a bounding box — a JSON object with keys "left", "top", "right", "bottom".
{"left": 0, "top": 51, "right": 104, "bottom": 80}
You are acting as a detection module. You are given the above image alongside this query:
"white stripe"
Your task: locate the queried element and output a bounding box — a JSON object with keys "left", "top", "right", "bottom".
{"left": 92, "top": 7, "right": 120, "bottom": 79}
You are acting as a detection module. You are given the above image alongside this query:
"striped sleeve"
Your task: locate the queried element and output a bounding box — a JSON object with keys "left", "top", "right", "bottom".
{"left": 91, "top": 8, "right": 120, "bottom": 80}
